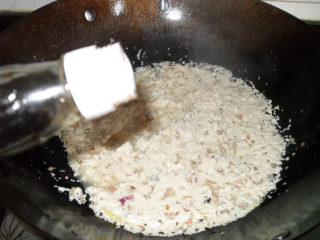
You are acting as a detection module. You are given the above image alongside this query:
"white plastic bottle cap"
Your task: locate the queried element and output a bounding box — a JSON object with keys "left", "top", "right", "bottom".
{"left": 63, "top": 43, "right": 137, "bottom": 120}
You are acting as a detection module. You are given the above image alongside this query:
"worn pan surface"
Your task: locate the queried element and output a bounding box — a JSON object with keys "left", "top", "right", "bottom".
{"left": 0, "top": 0, "right": 320, "bottom": 239}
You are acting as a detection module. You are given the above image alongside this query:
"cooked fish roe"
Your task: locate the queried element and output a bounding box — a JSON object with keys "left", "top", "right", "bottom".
{"left": 62, "top": 62, "right": 288, "bottom": 236}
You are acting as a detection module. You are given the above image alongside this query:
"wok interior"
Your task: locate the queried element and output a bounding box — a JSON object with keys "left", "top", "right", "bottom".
{"left": 0, "top": 0, "right": 320, "bottom": 239}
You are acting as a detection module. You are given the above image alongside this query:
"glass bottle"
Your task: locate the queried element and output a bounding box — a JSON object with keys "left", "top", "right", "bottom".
{"left": 0, "top": 43, "right": 136, "bottom": 157}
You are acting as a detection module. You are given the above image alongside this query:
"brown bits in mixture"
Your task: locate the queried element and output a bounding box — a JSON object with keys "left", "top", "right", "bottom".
{"left": 210, "top": 189, "right": 219, "bottom": 200}
{"left": 186, "top": 174, "right": 199, "bottom": 183}
{"left": 186, "top": 176, "right": 192, "bottom": 183}
{"left": 182, "top": 195, "right": 192, "bottom": 200}
{"left": 84, "top": 127, "right": 91, "bottom": 134}
{"left": 89, "top": 150, "right": 101, "bottom": 155}
{"left": 144, "top": 185, "right": 155, "bottom": 199}
{"left": 206, "top": 148, "right": 213, "bottom": 154}
{"left": 216, "top": 130, "right": 223, "bottom": 135}
{"left": 217, "top": 143, "right": 227, "bottom": 154}
{"left": 76, "top": 159, "right": 83, "bottom": 164}
{"left": 220, "top": 209, "right": 230, "bottom": 214}
{"left": 134, "top": 168, "right": 144, "bottom": 174}
{"left": 174, "top": 153, "right": 181, "bottom": 164}
{"left": 191, "top": 160, "right": 197, "bottom": 168}
{"left": 163, "top": 188, "right": 175, "bottom": 198}
{"left": 204, "top": 196, "right": 211, "bottom": 203}
{"left": 73, "top": 122, "right": 81, "bottom": 129}
{"left": 75, "top": 145, "right": 82, "bottom": 154}
{"left": 165, "top": 204, "right": 170, "bottom": 210}
{"left": 216, "top": 168, "right": 225, "bottom": 175}
{"left": 130, "top": 186, "right": 136, "bottom": 190}
{"left": 145, "top": 113, "right": 153, "bottom": 121}
{"left": 237, "top": 201, "right": 248, "bottom": 210}
{"left": 175, "top": 131, "right": 181, "bottom": 140}
{"left": 206, "top": 180, "right": 219, "bottom": 202}
{"left": 236, "top": 113, "right": 243, "bottom": 120}
{"left": 107, "top": 186, "right": 117, "bottom": 193}
{"left": 204, "top": 130, "right": 209, "bottom": 135}
{"left": 206, "top": 179, "right": 216, "bottom": 185}
{"left": 196, "top": 155, "right": 202, "bottom": 164}
{"left": 227, "top": 162, "right": 235, "bottom": 169}
{"left": 233, "top": 144, "right": 237, "bottom": 155}
{"left": 165, "top": 211, "right": 175, "bottom": 219}
{"left": 194, "top": 175, "right": 199, "bottom": 183}
{"left": 246, "top": 134, "right": 251, "bottom": 140}
{"left": 231, "top": 195, "right": 237, "bottom": 202}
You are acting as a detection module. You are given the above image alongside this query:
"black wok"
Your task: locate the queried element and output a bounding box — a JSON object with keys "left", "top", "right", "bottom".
{"left": 0, "top": 0, "right": 320, "bottom": 239}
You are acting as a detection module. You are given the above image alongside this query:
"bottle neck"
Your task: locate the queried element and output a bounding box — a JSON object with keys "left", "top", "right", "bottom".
{"left": 58, "top": 58, "right": 83, "bottom": 125}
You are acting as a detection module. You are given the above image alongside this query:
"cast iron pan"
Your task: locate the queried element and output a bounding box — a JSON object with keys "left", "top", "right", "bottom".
{"left": 0, "top": 0, "right": 320, "bottom": 239}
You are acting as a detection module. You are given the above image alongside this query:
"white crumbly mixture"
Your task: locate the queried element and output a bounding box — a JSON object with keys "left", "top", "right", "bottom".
{"left": 62, "top": 62, "right": 288, "bottom": 237}
{"left": 54, "top": 186, "right": 87, "bottom": 205}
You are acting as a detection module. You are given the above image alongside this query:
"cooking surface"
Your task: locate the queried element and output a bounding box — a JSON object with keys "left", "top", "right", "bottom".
{"left": 0, "top": 1, "right": 320, "bottom": 238}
